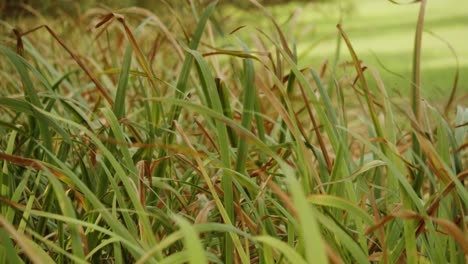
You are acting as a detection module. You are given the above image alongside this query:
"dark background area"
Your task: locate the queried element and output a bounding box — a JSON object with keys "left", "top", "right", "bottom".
{"left": 0, "top": 0, "right": 329, "bottom": 18}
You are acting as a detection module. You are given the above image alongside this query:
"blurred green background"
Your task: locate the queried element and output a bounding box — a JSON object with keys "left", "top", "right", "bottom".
{"left": 1, "top": 0, "right": 466, "bottom": 101}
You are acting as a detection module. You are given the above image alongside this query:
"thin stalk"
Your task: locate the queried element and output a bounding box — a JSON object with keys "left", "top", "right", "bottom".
{"left": 410, "top": 0, "right": 427, "bottom": 196}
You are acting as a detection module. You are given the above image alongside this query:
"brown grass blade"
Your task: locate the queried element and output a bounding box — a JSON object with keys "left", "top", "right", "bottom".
{"left": 422, "top": 31, "right": 461, "bottom": 117}
{"left": 365, "top": 209, "right": 468, "bottom": 256}
{"left": 337, "top": 24, "right": 384, "bottom": 140}
{"left": 411, "top": 0, "right": 427, "bottom": 125}
{"left": 415, "top": 170, "right": 468, "bottom": 236}
{"left": 369, "top": 187, "right": 388, "bottom": 264}
{"left": 12, "top": 28, "right": 24, "bottom": 56}
{"left": 117, "top": 7, "right": 184, "bottom": 59}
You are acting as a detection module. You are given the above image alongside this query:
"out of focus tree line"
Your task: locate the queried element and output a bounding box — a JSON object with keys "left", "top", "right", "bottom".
{"left": 1, "top": 0, "right": 338, "bottom": 18}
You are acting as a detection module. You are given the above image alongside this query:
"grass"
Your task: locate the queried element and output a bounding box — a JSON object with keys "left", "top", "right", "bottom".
{"left": 248, "top": 0, "right": 468, "bottom": 101}
{"left": 0, "top": 0, "right": 467, "bottom": 263}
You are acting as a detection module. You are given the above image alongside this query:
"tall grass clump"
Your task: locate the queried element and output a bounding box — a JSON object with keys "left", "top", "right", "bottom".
{"left": 0, "top": 0, "right": 466, "bottom": 263}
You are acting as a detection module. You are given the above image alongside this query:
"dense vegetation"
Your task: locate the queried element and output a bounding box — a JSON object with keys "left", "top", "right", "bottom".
{"left": 0, "top": 0, "right": 466, "bottom": 263}
{"left": 0, "top": 0, "right": 335, "bottom": 17}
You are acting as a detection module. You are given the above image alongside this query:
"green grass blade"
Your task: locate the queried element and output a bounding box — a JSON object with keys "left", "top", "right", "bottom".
{"left": 235, "top": 50, "right": 255, "bottom": 173}
{"left": 0, "top": 228, "right": 23, "bottom": 264}
{"left": 255, "top": 236, "right": 307, "bottom": 264}
{"left": 45, "top": 171, "right": 86, "bottom": 259}
{"left": 315, "top": 211, "right": 370, "bottom": 264}
{"left": 173, "top": 215, "right": 208, "bottom": 264}
{"left": 158, "top": 251, "right": 190, "bottom": 264}
{"left": 25, "top": 108, "right": 156, "bottom": 261}
{"left": 156, "top": 0, "right": 219, "bottom": 193}
{"left": 287, "top": 175, "right": 328, "bottom": 263}
{"left": 0, "top": 97, "right": 71, "bottom": 143}
{"left": 308, "top": 195, "right": 374, "bottom": 226}
{"left": 185, "top": 48, "right": 238, "bottom": 262}
{"left": 165, "top": 1, "right": 218, "bottom": 129}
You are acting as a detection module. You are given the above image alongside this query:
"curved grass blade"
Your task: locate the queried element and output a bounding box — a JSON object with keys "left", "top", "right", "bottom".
{"left": 308, "top": 194, "right": 374, "bottom": 226}
{"left": 235, "top": 45, "right": 255, "bottom": 174}
{"left": 408, "top": 0, "right": 428, "bottom": 197}
{"left": 336, "top": 25, "right": 384, "bottom": 142}
{"left": 45, "top": 172, "right": 86, "bottom": 259}
{"left": 0, "top": 97, "right": 71, "bottom": 144}
{"left": 0, "top": 227, "right": 23, "bottom": 264}
{"left": 174, "top": 121, "right": 249, "bottom": 264}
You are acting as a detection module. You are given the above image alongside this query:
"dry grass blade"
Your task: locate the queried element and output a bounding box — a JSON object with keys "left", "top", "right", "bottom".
{"left": 365, "top": 210, "right": 468, "bottom": 255}
{"left": 414, "top": 133, "right": 451, "bottom": 183}
{"left": 117, "top": 6, "right": 184, "bottom": 59}
{"left": 194, "top": 118, "right": 220, "bottom": 154}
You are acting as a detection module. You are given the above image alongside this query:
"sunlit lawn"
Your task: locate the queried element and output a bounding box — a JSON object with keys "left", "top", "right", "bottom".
{"left": 230, "top": 0, "right": 468, "bottom": 101}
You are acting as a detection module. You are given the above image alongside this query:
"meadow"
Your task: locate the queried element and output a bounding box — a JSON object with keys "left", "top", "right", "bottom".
{"left": 0, "top": 0, "right": 466, "bottom": 263}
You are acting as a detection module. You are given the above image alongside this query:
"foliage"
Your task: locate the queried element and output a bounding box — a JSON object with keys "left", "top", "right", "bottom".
{"left": 222, "top": 0, "right": 339, "bottom": 9}
{"left": 0, "top": 0, "right": 466, "bottom": 263}
{"left": 0, "top": 0, "right": 346, "bottom": 19}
